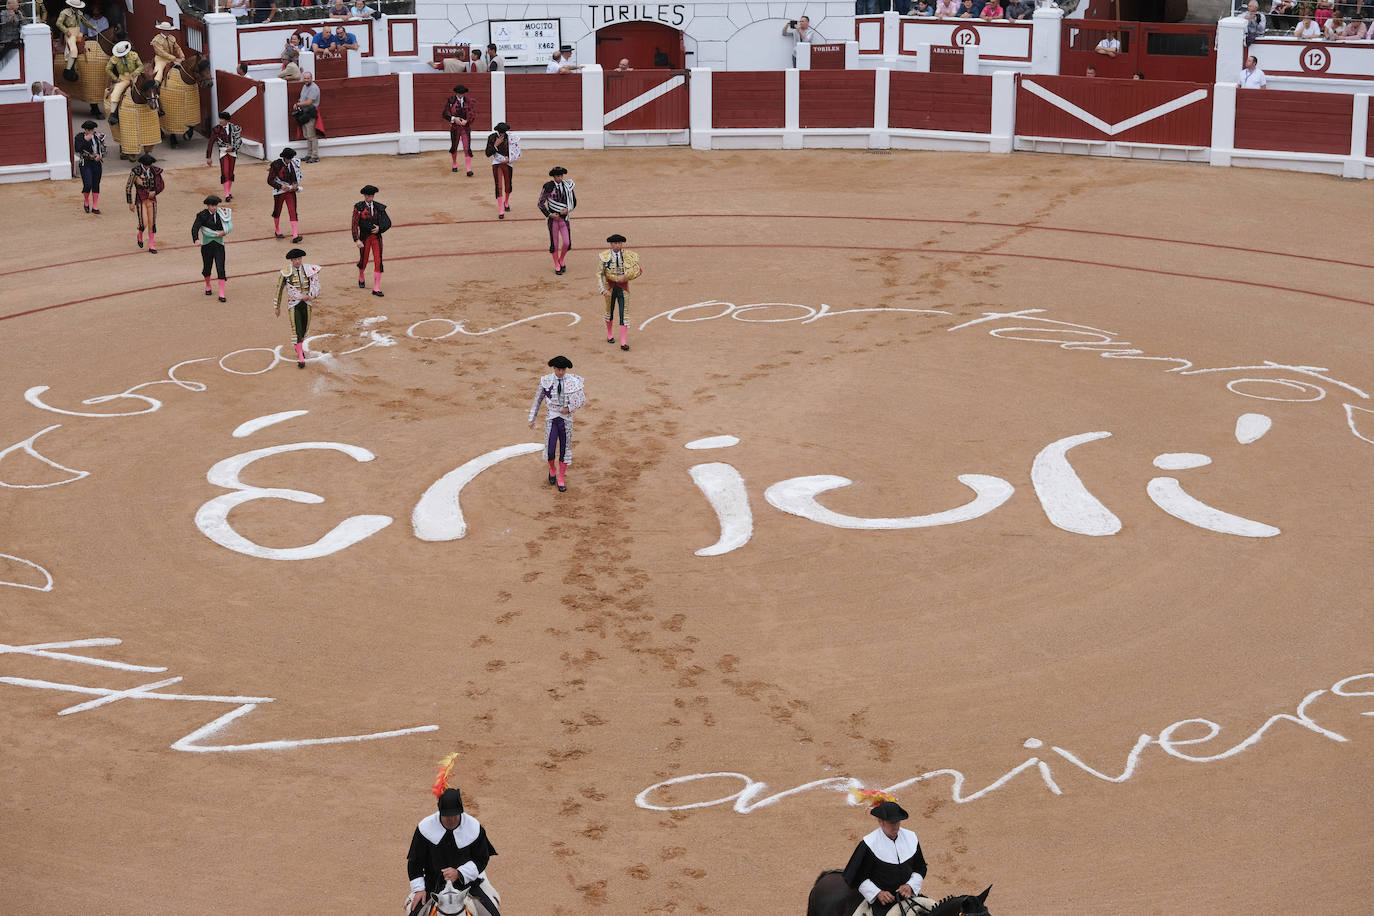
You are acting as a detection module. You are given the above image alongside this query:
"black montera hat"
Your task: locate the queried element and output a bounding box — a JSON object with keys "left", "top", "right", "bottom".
{"left": 606, "top": 234, "right": 627, "bottom": 243}
{"left": 285, "top": 248, "right": 307, "bottom": 259}
{"left": 280, "top": 147, "right": 296, "bottom": 159}
{"left": 437, "top": 787, "right": 464, "bottom": 816}
{"left": 453, "top": 84, "right": 468, "bottom": 93}
{"left": 218, "top": 109, "right": 232, "bottom": 119}
{"left": 870, "top": 801, "right": 909, "bottom": 822}
{"left": 203, "top": 194, "right": 222, "bottom": 205}
{"left": 549, "top": 168, "right": 561, "bottom": 177}
{"left": 548, "top": 355, "right": 573, "bottom": 369}
{"left": 137, "top": 153, "right": 156, "bottom": 165}
{"left": 360, "top": 184, "right": 379, "bottom": 195}
{"left": 494, "top": 121, "right": 510, "bottom": 132}
{"left": 81, "top": 119, "right": 97, "bottom": 130}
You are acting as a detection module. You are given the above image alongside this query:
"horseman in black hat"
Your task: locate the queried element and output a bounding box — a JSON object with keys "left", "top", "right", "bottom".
{"left": 406, "top": 785, "right": 501, "bottom": 916}
{"left": 842, "top": 798, "right": 929, "bottom": 915}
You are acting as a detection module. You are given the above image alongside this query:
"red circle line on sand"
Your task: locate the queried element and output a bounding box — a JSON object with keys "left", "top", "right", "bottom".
{"left": 4, "top": 242, "right": 1372, "bottom": 323}
{"left": 2, "top": 212, "right": 1372, "bottom": 283}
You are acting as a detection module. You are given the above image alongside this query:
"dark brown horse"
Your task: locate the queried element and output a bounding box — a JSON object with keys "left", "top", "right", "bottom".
{"left": 806, "top": 872, "right": 992, "bottom": 916}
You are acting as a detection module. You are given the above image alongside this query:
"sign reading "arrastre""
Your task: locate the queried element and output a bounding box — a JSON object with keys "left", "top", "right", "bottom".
{"left": 588, "top": 4, "right": 690, "bottom": 29}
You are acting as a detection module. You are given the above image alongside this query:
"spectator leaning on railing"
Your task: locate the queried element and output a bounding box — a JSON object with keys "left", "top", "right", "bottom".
{"left": 1242, "top": 0, "right": 1267, "bottom": 43}
{"left": 0, "top": 0, "right": 25, "bottom": 65}
{"left": 1006, "top": 0, "right": 1034, "bottom": 19}
{"left": 1294, "top": 6, "right": 1322, "bottom": 36}
{"left": 1095, "top": 31, "right": 1122, "bottom": 56}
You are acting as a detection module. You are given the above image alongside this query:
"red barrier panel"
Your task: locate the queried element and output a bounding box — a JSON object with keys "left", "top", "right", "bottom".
{"left": 504, "top": 74, "right": 583, "bottom": 131}
{"left": 215, "top": 71, "right": 266, "bottom": 146}
{"left": 800, "top": 70, "right": 875, "bottom": 129}
{"left": 605, "top": 70, "right": 689, "bottom": 130}
{"left": 313, "top": 75, "right": 401, "bottom": 138}
{"left": 0, "top": 102, "right": 45, "bottom": 167}
{"left": 712, "top": 72, "right": 785, "bottom": 129}
{"left": 1016, "top": 75, "right": 1212, "bottom": 146}
{"left": 889, "top": 72, "right": 992, "bottom": 134}
{"left": 1234, "top": 90, "right": 1353, "bottom": 156}
{"left": 413, "top": 73, "right": 493, "bottom": 133}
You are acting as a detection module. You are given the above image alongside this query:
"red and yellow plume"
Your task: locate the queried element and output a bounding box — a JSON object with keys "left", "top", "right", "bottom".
{"left": 431, "top": 752, "right": 460, "bottom": 798}
{"left": 848, "top": 788, "right": 898, "bottom": 808}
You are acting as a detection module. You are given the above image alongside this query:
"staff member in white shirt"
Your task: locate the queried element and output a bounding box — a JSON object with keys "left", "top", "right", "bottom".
{"left": 546, "top": 45, "right": 581, "bottom": 73}
{"left": 1238, "top": 54, "right": 1267, "bottom": 89}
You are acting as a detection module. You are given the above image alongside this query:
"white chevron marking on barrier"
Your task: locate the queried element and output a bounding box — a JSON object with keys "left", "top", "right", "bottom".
{"left": 223, "top": 86, "right": 259, "bottom": 117}
{"left": 604, "top": 75, "right": 686, "bottom": 126}
{"left": 1021, "top": 80, "right": 1209, "bottom": 137}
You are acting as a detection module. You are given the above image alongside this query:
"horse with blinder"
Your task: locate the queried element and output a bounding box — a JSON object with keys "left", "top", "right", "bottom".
{"left": 806, "top": 871, "right": 992, "bottom": 916}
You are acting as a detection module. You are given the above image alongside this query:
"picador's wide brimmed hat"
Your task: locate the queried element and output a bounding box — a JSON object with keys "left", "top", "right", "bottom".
{"left": 548, "top": 355, "right": 573, "bottom": 369}
{"left": 437, "top": 787, "right": 464, "bottom": 816}
{"left": 869, "top": 800, "right": 909, "bottom": 822}
{"left": 155, "top": 20, "right": 175, "bottom": 30}
{"left": 112, "top": 40, "right": 132, "bottom": 57}
{"left": 67, "top": 0, "right": 85, "bottom": 8}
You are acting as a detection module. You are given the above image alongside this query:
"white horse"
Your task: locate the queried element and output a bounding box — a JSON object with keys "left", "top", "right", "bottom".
{"left": 409, "top": 878, "right": 502, "bottom": 916}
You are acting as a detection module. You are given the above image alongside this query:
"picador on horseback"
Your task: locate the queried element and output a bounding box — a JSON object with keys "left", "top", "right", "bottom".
{"left": 806, "top": 791, "right": 993, "bottom": 916}
{"left": 405, "top": 754, "right": 502, "bottom": 916}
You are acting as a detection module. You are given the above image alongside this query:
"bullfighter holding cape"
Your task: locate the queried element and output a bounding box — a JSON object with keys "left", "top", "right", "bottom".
{"left": 528, "top": 355, "right": 586, "bottom": 493}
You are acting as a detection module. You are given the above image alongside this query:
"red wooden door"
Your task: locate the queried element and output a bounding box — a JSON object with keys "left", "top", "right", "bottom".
{"left": 594, "top": 22, "right": 684, "bottom": 71}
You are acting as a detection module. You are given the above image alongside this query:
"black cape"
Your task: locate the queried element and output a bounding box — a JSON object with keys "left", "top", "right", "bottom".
{"left": 406, "top": 812, "right": 497, "bottom": 895}
{"left": 842, "top": 828, "right": 928, "bottom": 915}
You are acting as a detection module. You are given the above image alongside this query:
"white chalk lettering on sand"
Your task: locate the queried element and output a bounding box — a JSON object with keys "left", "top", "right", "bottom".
{"left": 0, "top": 553, "right": 53, "bottom": 592}
{"left": 636, "top": 673, "right": 1374, "bottom": 812}
{"left": 0, "top": 637, "right": 437, "bottom": 753}
{"left": 639, "top": 300, "right": 950, "bottom": 331}
{"left": 946, "top": 309, "right": 1374, "bottom": 448}
{"left": 687, "top": 420, "right": 1280, "bottom": 556}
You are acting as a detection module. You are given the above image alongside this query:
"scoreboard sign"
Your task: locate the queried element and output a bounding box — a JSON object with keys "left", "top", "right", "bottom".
{"left": 489, "top": 19, "right": 562, "bottom": 67}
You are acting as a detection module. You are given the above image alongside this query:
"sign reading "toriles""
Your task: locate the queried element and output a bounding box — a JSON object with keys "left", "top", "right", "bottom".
{"left": 589, "top": 4, "right": 689, "bottom": 29}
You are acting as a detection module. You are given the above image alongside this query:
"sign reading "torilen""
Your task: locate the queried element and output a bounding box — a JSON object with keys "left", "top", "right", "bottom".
{"left": 588, "top": 4, "right": 689, "bottom": 29}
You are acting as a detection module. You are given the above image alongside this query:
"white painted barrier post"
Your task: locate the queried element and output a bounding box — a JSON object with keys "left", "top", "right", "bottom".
{"left": 489, "top": 70, "right": 506, "bottom": 128}
{"left": 41, "top": 95, "right": 72, "bottom": 180}
{"left": 262, "top": 78, "right": 291, "bottom": 159}
{"left": 346, "top": 48, "right": 363, "bottom": 78}
{"left": 1210, "top": 82, "right": 1237, "bottom": 167}
{"left": 1031, "top": 7, "right": 1063, "bottom": 75}
{"left": 784, "top": 67, "right": 801, "bottom": 149}
{"left": 883, "top": 11, "right": 901, "bottom": 65}
{"left": 397, "top": 71, "right": 419, "bottom": 154}
{"left": 1346, "top": 94, "right": 1369, "bottom": 179}
{"left": 21, "top": 23, "right": 52, "bottom": 86}
{"left": 873, "top": 67, "right": 890, "bottom": 149}
{"left": 845, "top": 40, "right": 861, "bottom": 70}
{"left": 1215, "top": 17, "right": 1247, "bottom": 85}
{"left": 690, "top": 67, "right": 712, "bottom": 150}
{"left": 990, "top": 70, "right": 1015, "bottom": 154}
{"left": 916, "top": 41, "right": 931, "bottom": 74}
{"left": 203, "top": 13, "right": 239, "bottom": 75}
{"left": 796, "top": 42, "right": 811, "bottom": 69}
{"left": 582, "top": 64, "right": 605, "bottom": 150}
{"left": 963, "top": 45, "right": 981, "bottom": 76}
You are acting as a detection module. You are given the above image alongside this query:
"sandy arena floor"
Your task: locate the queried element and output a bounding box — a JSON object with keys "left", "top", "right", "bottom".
{"left": 2, "top": 146, "right": 1372, "bottom": 915}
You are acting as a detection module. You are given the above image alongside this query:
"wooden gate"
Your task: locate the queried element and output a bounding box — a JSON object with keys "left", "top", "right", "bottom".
{"left": 604, "top": 70, "right": 689, "bottom": 134}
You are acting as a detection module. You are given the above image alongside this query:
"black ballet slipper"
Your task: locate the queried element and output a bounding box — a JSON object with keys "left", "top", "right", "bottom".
{"left": 620, "top": 344, "right": 629, "bottom": 351}
{"left": 466, "top": 171, "right": 473, "bottom": 177}
{"left": 205, "top": 288, "right": 213, "bottom": 296}
{"left": 91, "top": 209, "right": 101, "bottom": 214}
{"left": 372, "top": 290, "right": 384, "bottom": 297}
{"left": 291, "top": 236, "right": 303, "bottom": 243}
{"left": 218, "top": 297, "right": 227, "bottom": 302}
{"left": 358, "top": 280, "right": 365, "bottom": 288}
{"left": 557, "top": 484, "right": 567, "bottom": 492}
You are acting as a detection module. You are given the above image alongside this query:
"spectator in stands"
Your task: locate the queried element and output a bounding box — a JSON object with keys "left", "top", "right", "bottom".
{"left": 1132, "top": 71, "right": 1144, "bottom": 78}
{"left": 237, "top": 61, "right": 250, "bottom": 75}
{"left": 0, "top": 0, "right": 25, "bottom": 65}
{"left": 615, "top": 58, "right": 633, "bottom": 70}
{"left": 1268, "top": 0, "right": 1298, "bottom": 30}
{"left": 332, "top": 24, "right": 359, "bottom": 51}
{"left": 956, "top": 0, "right": 986, "bottom": 18}
{"left": 81, "top": 2, "right": 108, "bottom": 38}
{"left": 981, "top": 0, "right": 1004, "bottom": 17}
{"left": 1241, "top": 0, "right": 1267, "bottom": 43}
{"left": 546, "top": 45, "right": 582, "bottom": 73}
{"left": 935, "top": 0, "right": 959, "bottom": 13}
{"left": 228, "top": 0, "right": 250, "bottom": 20}
{"left": 327, "top": 0, "right": 349, "bottom": 17}
{"left": 486, "top": 43, "right": 503, "bottom": 70}
{"left": 311, "top": 28, "right": 333, "bottom": 54}
{"left": 1339, "top": 14, "right": 1367, "bottom": 36}
{"left": 252, "top": 0, "right": 278, "bottom": 23}
{"left": 31, "top": 79, "right": 68, "bottom": 100}
{"left": 913, "top": 0, "right": 937, "bottom": 14}
{"left": 283, "top": 32, "right": 304, "bottom": 62}
{"left": 855, "top": 0, "right": 878, "bottom": 13}
{"left": 1084, "top": 64, "right": 1097, "bottom": 76}
{"left": 1323, "top": 10, "right": 1346, "bottom": 35}
{"left": 1095, "top": 31, "right": 1122, "bottom": 56}
{"left": 295, "top": 72, "right": 321, "bottom": 161}
{"left": 1294, "top": 6, "right": 1322, "bottom": 36}
{"left": 1314, "top": 0, "right": 1334, "bottom": 27}
{"left": 348, "top": 0, "right": 375, "bottom": 15}
{"left": 278, "top": 49, "right": 301, "bottom": 80}
{"left": 782, "top": 15, "right": 816, "bottom": 66}
{"left": 1006, "top": 0, "right": 1034, "bottom": 19}
{"left": 1238, "top": 53, "right": 1267, "bottom": 88}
